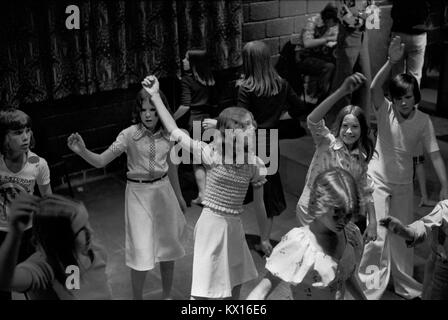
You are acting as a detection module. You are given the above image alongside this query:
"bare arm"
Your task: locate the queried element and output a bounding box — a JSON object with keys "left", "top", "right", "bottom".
{"left": 429, "top": 151, "right": 448, "bottom": 200}
{"left": 307, "top": 73, "right": 366, "bottom": 123}
{"left": 371, "top": 36, "right": 404, "bottom": 110}
{"left": 246, "top": 272, "right": 282, "bottom": 300}
{"left": 167, "top": 151, "right": 187, "bottom": 213}
{"left": 37, "top": 184, "right": 52, "bottom": 197}
{"left": 67, "top": 133, "right": 118, "bottom": 168}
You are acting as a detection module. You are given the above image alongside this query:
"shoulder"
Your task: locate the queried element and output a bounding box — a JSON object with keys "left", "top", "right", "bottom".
{"left": 27, "top": 151, "right": 48, "bottom": 168}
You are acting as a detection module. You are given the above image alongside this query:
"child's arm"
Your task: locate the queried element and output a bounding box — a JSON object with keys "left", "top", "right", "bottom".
{"left": 246, "top": 272, "right": 281, "bottom": 300}
{"left": 346, "top": 274, "right": 367, "bottom": 300}
{"left": 429, "top": 151, "right": 448, "bottom": 200}
{"left": 371, "top": 36, "right": 404, "bottom": 110}
{"left": 38, "top": 184, "right": 52, "bottom": 197}
{"left": 307, "top": 73, "right": 366, "bottom": 124}
{"left": 364, "top": 202, "right": 377, "bottom": 243}
{"left": 253, "top": 185, "right": 273, "bottom": 256}
{"left": 0, "top": 194, "right": 38, "bottom": 291}
{"left": 167, "top": 152, "right": 187, "bottom": 214}
{"left": 379, "top": 216, "right": 416, "bottom": 242}
{"left": 67, "top": 133, "right": 117, "bottom": 168}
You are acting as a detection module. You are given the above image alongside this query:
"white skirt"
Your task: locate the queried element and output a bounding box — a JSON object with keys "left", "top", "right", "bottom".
{"left": 191, "top": 208, "right": 258, "bottom": 298}
{"left": 125, "top": 177, "right": 186, "bottom": 271}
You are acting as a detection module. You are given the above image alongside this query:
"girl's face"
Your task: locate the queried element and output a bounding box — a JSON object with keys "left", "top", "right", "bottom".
{"left": 140, "top": 100, "right": 159, "bottom": 131}
{"left": 393, "top": 88, "right": 416, "bottom": 119}
{"left": 320, "top": 207, "right": 352, "bottom": 233}
{"left": 182, "top": 53, "right": 190, "bottom": 72}
{"left": 339, "top": 114, "right": 361, "bottom": 149}
{"left": 6, "top": 127, "right": 32, "bottom": 154}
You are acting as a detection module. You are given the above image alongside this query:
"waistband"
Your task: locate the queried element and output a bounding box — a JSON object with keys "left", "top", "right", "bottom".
{"left": 126, "top": 173, "right": 167, "bottom": 184}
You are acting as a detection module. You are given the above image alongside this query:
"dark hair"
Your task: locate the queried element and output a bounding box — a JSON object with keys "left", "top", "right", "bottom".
{"left": 238, "top": 41, "right": 283, "bottom": 97}
{"left": 32, "top": 196, "right": 92, "bottom": 289}
{"left": 134, "top": 89, "right": 173, "bottom": 133}
{"left": 389, "top": 73, "right": 421, "bottom": 104}
{"left": 308, "top": 167, "right": 360, "bottom": 222}
{"left": 332, "top": 105, "right": 375, "bottom": 162}
{"left": 186, "top": 49, "right": 215, "bottom": 86}
{"left": 0, "top": 108, "right": 35, "bottom": 155}
{"left": 321, "top": 3, "right": 338, "bottom": 23}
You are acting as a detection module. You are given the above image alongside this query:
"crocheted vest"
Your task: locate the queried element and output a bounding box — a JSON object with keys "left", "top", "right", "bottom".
{"left": 202, "top": 164, "right": 253, "bottom": 215}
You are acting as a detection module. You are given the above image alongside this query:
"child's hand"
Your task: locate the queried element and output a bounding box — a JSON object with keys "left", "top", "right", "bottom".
{"left": 9, "top": 193, "right": 39, "bottom": 233}
{"left": 341, "top": 72, "right": 366, "bottom": 94}
{"left": 202, "top": 118, "right": 218, "bottom": 130}
{"left": 67, "top": 133, "right": 86, "bottom": 154}
{"left": 388, "top": 36, "right": 405, "bottom": 64}
{"left": 259, "top": 239, "right": 273, "bottom": 257}
{"left": 363, "top": 222, "right": 377, "bottom": 243}
{"left": 379, "top": 216, "right": 410, "bottom": 238}
{"left": 141, "top": 75, "right": 160, "bottom": 96}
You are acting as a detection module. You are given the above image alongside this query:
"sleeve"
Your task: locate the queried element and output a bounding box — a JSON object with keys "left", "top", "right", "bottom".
{"left": 406, "top": 201, "right": 448, "bottom": 247}
{"left": 16, "top": 253, "right": 54, "bottom": 292}
{"left": 307, "top": 118, "right": 333, "bottom": 147}
{"left": 285, "top": 82, "right": 307, "bottom": 119}
{"left": 236, "top": 85, "right": 251, "bottom": 111}
{"left": 108, "top": 129, "right": 128, "bottom": 156}
{"left": 180, "top": 76, "right": 192, "bottom": 107}
{"left": 36, "top": 157, "right": 51, "bottom": 186}
{"left": 250, "top": 156, "right": 268, "bottom": 188}
{"left": 421, "top": 117, "right": 440, "bottom": 154}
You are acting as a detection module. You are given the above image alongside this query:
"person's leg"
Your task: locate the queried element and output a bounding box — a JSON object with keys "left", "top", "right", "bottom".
{"left": 427, "top": 256, "right": 448, "bottom": 300}
{"left": 231, "top": 285, "right": 242, "bottom": 300}
{"left": 192, "top": 165, "right": 206, "bottom": 204}
{"left": 404, "top": 33, "right": 427, "bottom": 86}
{"left": 358, "top": 178, "right": 392, "bottom": 300}
{"left": 160, "top": 260, "right": 175, "bottom": 299}
{"left": 131, "top": 269, "right": 148, "bottom": 300}
{"left": 389, "top": 183, "right": 423, "bottom": 299}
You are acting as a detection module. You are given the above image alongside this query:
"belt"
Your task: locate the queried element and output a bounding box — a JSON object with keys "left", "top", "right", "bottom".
{"left": 127, "top": 174, "right": 167, "bottom": 184}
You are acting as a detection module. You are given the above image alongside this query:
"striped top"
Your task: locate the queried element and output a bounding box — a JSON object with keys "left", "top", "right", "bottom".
{"left": 171, "top": 129, "right": 267, "bottom": 215}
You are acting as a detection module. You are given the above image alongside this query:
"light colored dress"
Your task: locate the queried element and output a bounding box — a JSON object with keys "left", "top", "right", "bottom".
{"left": 170, "top": 129, "right": 267, "bottom": 298}
{"left": 109, "top": 124, "right": 186, "bottom": 271}
{"left": 266, "top": 222, "right": 363, "bottom": 300}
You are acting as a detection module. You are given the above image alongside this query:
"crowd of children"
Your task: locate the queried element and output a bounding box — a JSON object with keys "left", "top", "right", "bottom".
{"left": 1, "top": 2, "right": 447, "bottom": 301}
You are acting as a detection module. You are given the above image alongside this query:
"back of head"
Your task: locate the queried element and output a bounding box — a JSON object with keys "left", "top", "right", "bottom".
{"left": 187, "top": 49, "right": 215, "bottom": 86}
{"left": 239, "top": 41, "right": 282, "bottom": 97}
{"left": 33, "top": 194, "right": 91, "bottom": 285}
{"left": 0, "top": 107, "right": 33, "bottom": 154}
{"left": 389, "top": 73, "right": 421, "bottom": 104}
{"left": 320, "top": 3, "right": 338, "bottom": 23}
{"left": 308, "top": 168, "right": 360, "bottom": 222}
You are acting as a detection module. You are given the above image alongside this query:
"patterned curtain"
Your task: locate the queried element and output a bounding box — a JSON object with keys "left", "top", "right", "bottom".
{"left": 0, "top": 0, "right": 242, "bottom": 107}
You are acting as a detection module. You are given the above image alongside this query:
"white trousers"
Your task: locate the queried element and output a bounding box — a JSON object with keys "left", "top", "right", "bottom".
{"left": 358, "top": 177, "right": 422, "bottom": 299}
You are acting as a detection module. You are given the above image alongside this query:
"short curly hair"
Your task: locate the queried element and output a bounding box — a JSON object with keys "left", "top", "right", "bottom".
{"left": 308, "top": 168, "right": 361, "bottom": 222}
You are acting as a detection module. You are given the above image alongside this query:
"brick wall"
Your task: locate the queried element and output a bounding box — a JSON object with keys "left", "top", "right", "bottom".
{"left": 243, "top": 0, "right": 334, "bottom": 64}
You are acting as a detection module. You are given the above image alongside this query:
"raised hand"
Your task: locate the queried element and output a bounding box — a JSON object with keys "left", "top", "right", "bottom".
{"left": 9, "top": 193, "right": 40, "bottom": 233}
{"left": 67, "top": 133, "right": 86, "bottom": 154}
{"left": 202, "top": 118, "right": 218, "bottom": 130}
{"left": 341, "top": 72, "right": 367, "bottom": 94}
{"left": 388, "top": 36, "right": 405, "bottom": 64}
{"left": 141, "top": 75, "right": 160, "bottom": 96}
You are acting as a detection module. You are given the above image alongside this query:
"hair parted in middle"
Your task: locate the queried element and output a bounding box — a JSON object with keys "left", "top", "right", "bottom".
{"left": 186, "top": 49, "right": 215, "bottom": 87}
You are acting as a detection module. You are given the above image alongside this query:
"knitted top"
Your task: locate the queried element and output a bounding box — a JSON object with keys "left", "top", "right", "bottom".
{"left": 171, "top": 129, "right": 267, "bottom": 215}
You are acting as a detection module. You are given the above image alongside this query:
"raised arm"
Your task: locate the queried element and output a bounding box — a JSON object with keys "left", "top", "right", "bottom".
{"left": 67, "top": 133, "right": 117, "bottom": 168}
{"left": 307, "top": 73, "right": 366, "bottom": 123}
{"left": 371, "top": 36, "right": 404, "bottom": 110}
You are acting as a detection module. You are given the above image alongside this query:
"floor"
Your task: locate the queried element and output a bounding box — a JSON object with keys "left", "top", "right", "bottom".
{"left": 16, "top": 113, "right": 448, "bottom": 300}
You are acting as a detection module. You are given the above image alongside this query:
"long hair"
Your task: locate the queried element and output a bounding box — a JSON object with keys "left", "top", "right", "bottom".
{"left": 389, "top": 73, "right": 421, "bottom": 104}
{"left": 0, "top": 108, "right": 35, "bottom": 155}
{"left": 308, "top": 168, "right": 360, "bottom": 222}
{"left": 32, "top": 195, "right": 92, "bottom": 288}
{"left": 331, "top": 105, "right": 375, "bottom": 162}
{"left": 215, "top": 107, "right": 257, "bottom": 162}
{"left": 187, "top": 49, "right": 215, "bottom": 86}
{"left": 134, "top": 89, "right": 173, "bottom": 133}
{"left": 238, "top": 41, "right": 283, "bottom": 97}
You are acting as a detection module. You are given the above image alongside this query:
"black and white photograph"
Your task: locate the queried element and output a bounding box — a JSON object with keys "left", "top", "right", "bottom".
{"left": 1, "top": 0, "right": 448, "bottom": 306}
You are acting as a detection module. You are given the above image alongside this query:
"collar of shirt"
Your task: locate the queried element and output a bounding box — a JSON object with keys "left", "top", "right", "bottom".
{"left": 332, "top": 139, "right": 362, "bottom": 160}
{"left": 132, "top": 124, "right": 162, "bottom": 141}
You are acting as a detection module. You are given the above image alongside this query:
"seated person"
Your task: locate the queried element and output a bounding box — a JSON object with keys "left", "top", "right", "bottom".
{"left": 298, "top": 2, "right": 339, "bottom": 103}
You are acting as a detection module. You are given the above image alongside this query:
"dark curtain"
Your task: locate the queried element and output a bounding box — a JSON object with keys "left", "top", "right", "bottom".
{"left": 0, "top": 0, "right": 242, "bottom": 107}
